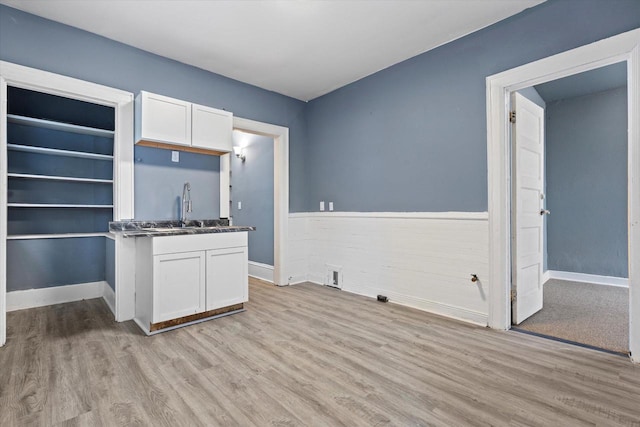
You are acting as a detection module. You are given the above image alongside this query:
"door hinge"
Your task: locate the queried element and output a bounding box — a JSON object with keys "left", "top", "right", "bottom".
{"left": 510, "top": 289, "right": 517, "bottom": 302}
{"left": 509, "top": 111, "right": 516, "bottom": 123}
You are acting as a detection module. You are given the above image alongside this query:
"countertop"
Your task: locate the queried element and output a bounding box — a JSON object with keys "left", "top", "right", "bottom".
{"left": 109, "top": 219, "right": 255, "bottom": 238}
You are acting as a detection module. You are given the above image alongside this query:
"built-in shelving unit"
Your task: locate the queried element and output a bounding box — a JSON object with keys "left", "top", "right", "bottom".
{"left": 6, "top": 86, "right": 116, "bottom": 239}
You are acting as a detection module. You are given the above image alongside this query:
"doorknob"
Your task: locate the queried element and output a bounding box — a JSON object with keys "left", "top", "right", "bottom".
{"left": 540, "top": 209, "right": 550, "bottom": 215}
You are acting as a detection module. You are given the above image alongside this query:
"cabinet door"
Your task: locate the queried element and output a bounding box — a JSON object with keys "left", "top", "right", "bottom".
{"left": 153, "top": 251, "right": 206, "bottom": 322}
{"left": 205, "top": 247, "right": 248, "bottom": 311}
{"left": 140, "top": 91, "right": 191, "bottom": 146}
{"left": 191, "top": 103, "right": 232, "bottom": 152}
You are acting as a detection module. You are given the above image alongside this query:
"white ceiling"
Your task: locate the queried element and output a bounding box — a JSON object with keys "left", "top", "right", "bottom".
{"left": 1, "top": 0, "right": 544, "bottom": 101}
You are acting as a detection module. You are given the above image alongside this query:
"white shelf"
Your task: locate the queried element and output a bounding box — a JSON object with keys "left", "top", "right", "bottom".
{"left": 7, "top": 143, "right": 114, "bottom": 161}
{"left": 7, "top": 173, "right": 113, "bottom": 184}
{"left": 7, "top": 233, "right": 111, "bottom": 240}
{"left": 8, "top": 203, "right": 114, "bottom": 208}
{"left": 7, "top": 114, "right": 114, "bottom": 138}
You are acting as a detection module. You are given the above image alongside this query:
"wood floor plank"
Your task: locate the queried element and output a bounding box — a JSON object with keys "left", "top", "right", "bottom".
{"left": 1, "top": 279, "right": 639, "bottom": 426}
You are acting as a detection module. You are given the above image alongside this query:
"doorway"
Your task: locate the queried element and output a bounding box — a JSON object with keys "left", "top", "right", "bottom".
{"left": 486, "top": 28, "right": 640, "bottom": 362}
{"left": 230, "top": 130, "right": 275, "bottom": 283}
{"left": 510, "top": 64, "right": 629, "bottom": 354}
{"left": 220, "top": 117, "right": 289, "bottom": 287}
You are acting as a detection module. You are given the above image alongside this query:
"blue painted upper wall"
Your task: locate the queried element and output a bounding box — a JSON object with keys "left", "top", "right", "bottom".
{"left": 231, "top": 132, "right": 274, "bottom": 266}
{"left": 1, "top": 1, "right": 640, "bottom": 213}
{"left": 0, "top": 4, "right": 308, "bottom": 213}
{"left": 305, "top": 0, "right": 640, "bottom": 212}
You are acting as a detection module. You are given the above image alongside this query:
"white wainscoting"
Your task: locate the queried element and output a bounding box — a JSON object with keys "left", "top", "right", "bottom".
{"left": 7, "top": 281, "right": 109, "bottom": 312}
{"left": 545, "top": 270, "right": 629, "bottom": 288}
{"left": 288, "top": 212, "right": 490, "bottom": 325}
{"left": 248, "top": 261, "right": 274, "bottom": 283}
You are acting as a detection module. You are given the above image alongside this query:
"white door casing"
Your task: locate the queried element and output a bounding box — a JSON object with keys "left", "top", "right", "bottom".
{"left": 225, "top": 117, "right": 289, "bottom": 287}
{"left": 511, "top": 92, "right": 545, "bottom": 324}
{"left": 0, "top": 61, "right": 135, "bottom": 346}
{"left": 487, "top": 28, "right": 640, "bottom": 362}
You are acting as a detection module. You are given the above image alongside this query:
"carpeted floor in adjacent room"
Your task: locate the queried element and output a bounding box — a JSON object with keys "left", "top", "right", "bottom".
{"left": 515, "top": 279, "right": 628, "bottom": 354}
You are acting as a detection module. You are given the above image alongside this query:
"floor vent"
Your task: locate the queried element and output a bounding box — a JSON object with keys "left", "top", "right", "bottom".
{"left": 325, "top": 264, "right": 343, "bottom": 289}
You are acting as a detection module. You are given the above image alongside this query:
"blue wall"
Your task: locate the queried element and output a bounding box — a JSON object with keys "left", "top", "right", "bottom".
{"left": 546, "top": 86, "right": 628, "bottom": 277}
{"left": 7, "top": 237, "right": 106, "bottom": 291}
{"left": 105, "top": 238, "right": 115, "bottom": 291}
{"left": 231, "top": 132, "right": 274, "bottom": 266}
{"left": 0, "top": 3, "right": 308, "bottom": 213}
{"left": 134, "top": 147, "right": 220, "bottom": 220}
{"left": 304, "top": 0, "right": 640, "bottom": 212}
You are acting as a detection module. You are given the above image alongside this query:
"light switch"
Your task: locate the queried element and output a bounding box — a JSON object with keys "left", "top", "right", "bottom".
{"left": 329, "top": 202, "right": 334, "bottom": 211}
{"left": 320, "top": 201, "right": 325, "bottom": 211}
{"left": 171, "top": 151, "right": 179, "bottom": 162}
{"left": 238, "top": 201, "right": 242, "bottom": 210}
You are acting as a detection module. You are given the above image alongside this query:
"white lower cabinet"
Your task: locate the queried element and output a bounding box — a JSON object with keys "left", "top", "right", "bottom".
{"left": 206, "top": 247, "right": 248, "bottom": 311}
{"left": 153, "top": 251, "right": 206, "bottom": 322}
{"left": 134, "top": 232, "right": 248, "bottom": 334}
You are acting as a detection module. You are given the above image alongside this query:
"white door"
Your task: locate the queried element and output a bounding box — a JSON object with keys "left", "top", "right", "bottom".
{"left": 205, "top": 247, "right": 248, "bottom": 311}
{"left": 192, "top": 103, "right": 233, "bottom": 152}
{"left": 153, "top": 251, "right": 206, "bottom": 322}
{"left": 512, "top": 92, "right": 547, "bottom": 325}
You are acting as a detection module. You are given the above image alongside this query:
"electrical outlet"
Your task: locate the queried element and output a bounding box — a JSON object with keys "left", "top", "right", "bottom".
{"left": 238, "top": 201, "right": 242, "bottom": 210}
{"left": 320, "top": 201, "right": 325, "bottom": 211}
{"left": 329, "top": 202, "right": 334, "bottom": 211}
{"left": 171, "top": 151, "right": 179, "bottom": 162}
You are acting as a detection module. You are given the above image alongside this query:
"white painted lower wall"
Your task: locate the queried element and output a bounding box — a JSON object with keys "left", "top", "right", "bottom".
{"left": 545, "top": 270, "right": 629, "bottom": 288}
{"left": 288, "top": 212, "right": 490, "bottom": 325}
{"left": 7, "top": 281, "right": 115, "bottom": 313}
{"left": 248, "top": 261, "right": 274, "bottom": 283}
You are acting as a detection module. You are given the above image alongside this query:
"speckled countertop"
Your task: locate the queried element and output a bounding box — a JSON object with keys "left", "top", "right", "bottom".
{"left": 109, "top": 219, "right": 255, "bottom": 238}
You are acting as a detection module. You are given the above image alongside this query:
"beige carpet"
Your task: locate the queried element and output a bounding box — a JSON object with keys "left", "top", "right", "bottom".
{"left": 516, "top": 279, "right": 628, "bottom": 354}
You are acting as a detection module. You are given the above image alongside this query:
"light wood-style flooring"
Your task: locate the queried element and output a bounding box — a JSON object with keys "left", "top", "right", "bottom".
{"left": 1, "top": 278, "right": 639, "bottom": 426}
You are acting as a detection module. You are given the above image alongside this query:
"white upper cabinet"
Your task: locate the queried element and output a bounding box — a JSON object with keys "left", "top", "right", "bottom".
{"left": 135, "top": 91, "right": 232, "bottom": 153}
{"left": 192, "top": 103, "right": 233, "bottom": 152}
{"left": 136, "top": 91, "right": 191, "bottom": 147}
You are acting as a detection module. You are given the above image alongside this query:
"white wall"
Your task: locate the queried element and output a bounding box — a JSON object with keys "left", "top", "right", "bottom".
{"left": 288, "top": 212, "right": 489, "bottom": 325}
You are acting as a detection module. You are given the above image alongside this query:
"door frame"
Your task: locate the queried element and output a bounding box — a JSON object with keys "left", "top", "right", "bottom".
{"left": 219, "top": 117, "right": 289, "bottom": 286}
{"left": 486, "top": 28, "right": 640, "bottom": 362}
{"left": 0, "top": 61, "right": 135, "bottom": 346}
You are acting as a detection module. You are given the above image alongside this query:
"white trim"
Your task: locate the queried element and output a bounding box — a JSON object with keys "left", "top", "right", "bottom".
{"left": 6, "top": 281, "right": 107, "bottom": 312}
{"left": 486, "top": 29, "right": 640, "bottom": 362}
{"left": 289, "top": 211, "right": 488, "bottom": 220}
{"left": 288, "top": 274, "right": 309, "bottom": 285}
{"left": 542, "top": 270, "right": 551, "bottom": 284}
{"left": 219, "top": 153, "right": 230, "bottom": 218}
{"left": 248, "top": 261, "right": 274, "bottom": 283}
{"left": 231, "top": 117, "right": 289, "bottom": 287}
{"left": 103, "top": 282, "right": 116, "bottom": 315}
{"left": 309, "top": 282, "right": 488, "bottom": 326}
{"left": 546, "top": 270, "right": 629, "bottom": 288}
{"left": 0, "top": 61, "right": 136, "bottom": 344}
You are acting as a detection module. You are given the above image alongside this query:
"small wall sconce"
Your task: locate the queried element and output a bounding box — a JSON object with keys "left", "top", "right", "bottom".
{"left": 233, "top": 146, "right": 245, "bottom": 161}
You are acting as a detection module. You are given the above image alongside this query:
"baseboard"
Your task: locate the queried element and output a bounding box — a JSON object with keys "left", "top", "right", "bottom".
{"left": 288, "top": 274, "right": 309, "bottom": 285}
{"left": 542, "top": 270, "right": 551, "bottom": 284}
{"left": 307, "top": 282, "right": 488, "bottom": 326}
{"left": 547, "top": 270, "right": 628, "bottom": 288}
{"left": 248, "top": 261, "right": 274, "bottom": 283}
{"left": 103, "top": 282, "right": 116, "bottom": 315}
{"left": 7, "top": 281, "right": 107, "bottom": 312}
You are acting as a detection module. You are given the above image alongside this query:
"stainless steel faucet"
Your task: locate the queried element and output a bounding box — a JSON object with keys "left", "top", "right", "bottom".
{"left": 181, "top": 182, "right": 192, "bottom": 227}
